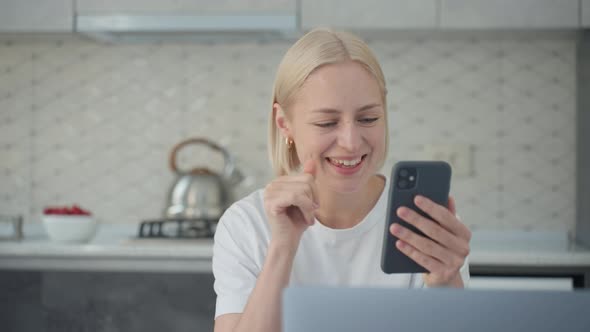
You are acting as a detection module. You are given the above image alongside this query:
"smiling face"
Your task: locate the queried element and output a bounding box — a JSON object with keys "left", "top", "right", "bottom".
{"left": 275, "top": 60, "right": 387, "bottom": 193}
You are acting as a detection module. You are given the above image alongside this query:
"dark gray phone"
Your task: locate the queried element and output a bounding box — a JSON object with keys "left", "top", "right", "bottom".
{"left": 381, "top": 161, "right": 452, "bottom": 274}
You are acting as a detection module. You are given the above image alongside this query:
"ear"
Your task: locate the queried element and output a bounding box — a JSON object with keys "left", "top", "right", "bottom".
{"left": 273, "top": 103, "right": 292, "bottom": 139}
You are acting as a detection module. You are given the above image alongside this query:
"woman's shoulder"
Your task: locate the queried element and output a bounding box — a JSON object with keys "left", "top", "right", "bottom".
{"left": 216, "top": 188, "right": 269, "bottom": 236}
{"left": 213, "top": 189, "right": 270, "bottom": 277}
{"left": 227, "top": 188, "right": 266, "bottom": 216}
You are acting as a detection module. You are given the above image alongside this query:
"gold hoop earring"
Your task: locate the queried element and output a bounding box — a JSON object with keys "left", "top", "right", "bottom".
{"left": 285, "top": 137, "right": 294, "bottom": 150}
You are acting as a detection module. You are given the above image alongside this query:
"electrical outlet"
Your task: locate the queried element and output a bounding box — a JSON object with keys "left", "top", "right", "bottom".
{"left": 423, "top": 143, "right": 473, "bottom": 177}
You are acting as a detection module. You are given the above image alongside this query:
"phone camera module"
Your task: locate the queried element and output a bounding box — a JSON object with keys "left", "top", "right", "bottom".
{"left": 396, "top": 167, "right": 417, "bottom": 190}
{"left": 398, "top": 179, "right": 408, "bottom": 189}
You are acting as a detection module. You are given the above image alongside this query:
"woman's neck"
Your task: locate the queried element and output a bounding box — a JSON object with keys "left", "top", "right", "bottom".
{"left": 314, "top": 175, "right": 385, "bottom": 229}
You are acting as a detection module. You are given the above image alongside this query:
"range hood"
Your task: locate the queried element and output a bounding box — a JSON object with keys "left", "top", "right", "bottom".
{"left": 75, "top": 13, "right": 299, "bottom": 43}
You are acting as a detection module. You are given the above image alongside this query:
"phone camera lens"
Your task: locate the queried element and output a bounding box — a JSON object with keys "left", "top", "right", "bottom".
{"left": 399, "top": 169, "right": 409, "bottom": 177}
{"left": 398, "top": 179, "right": 408, "bottom": 189}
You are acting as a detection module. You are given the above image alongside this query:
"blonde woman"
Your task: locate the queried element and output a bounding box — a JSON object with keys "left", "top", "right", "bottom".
{"left": 212, "top": 28, "right": 472, "bottom": 332}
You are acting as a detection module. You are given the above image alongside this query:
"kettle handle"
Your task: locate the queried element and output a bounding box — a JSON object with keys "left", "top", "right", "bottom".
{"left": 169, "top": 138, "right": 238, "bottom": 179}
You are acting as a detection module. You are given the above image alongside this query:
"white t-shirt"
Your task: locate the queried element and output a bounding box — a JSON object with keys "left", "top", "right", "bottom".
{"left": 212, "top": 175, "right": 470, "bottom": 319}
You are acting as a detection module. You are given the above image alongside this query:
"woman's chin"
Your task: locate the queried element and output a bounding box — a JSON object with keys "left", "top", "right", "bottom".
{"left": 321, "top": 177, "right": 367, "bottom": 194}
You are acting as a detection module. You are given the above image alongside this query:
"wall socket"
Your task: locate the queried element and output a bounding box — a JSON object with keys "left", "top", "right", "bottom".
{"left": 423, "top": 143, "right": 474, "bottom": 177}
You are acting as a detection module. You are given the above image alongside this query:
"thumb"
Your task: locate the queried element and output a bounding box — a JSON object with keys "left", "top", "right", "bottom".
{"left": 302, "top": 159, "right": 320, "bottom": 209}
{"left": 303, "top": 158, "right": 316, "bottom": 176}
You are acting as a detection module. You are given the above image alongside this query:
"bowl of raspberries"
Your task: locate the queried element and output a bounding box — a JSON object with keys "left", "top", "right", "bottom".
{"left": 42, "top": 204, "right": 97, "bottom": 243}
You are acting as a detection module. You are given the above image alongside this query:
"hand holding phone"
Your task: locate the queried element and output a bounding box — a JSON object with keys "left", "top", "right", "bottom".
{"left": 380, "top": 161, "right": 471, "bottom": 286}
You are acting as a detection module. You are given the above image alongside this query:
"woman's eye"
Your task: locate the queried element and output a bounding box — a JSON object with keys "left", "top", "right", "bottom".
{"left": 315, "top": 122, "right": 337, "bottom": 128}
{"left": 359, "top": 117, "right": 379, "bottom": 124}
{"left": 314, "top": 118, "right": 379, "bottom": 128}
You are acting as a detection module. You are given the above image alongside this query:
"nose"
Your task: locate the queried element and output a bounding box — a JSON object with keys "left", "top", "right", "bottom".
{"left": 337, "top": 120, "right": 362, "bottom": 152}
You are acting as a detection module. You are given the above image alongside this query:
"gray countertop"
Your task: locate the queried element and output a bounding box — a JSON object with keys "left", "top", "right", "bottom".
{"left": 1, "top": 223, "right": 590, "bottom": 273}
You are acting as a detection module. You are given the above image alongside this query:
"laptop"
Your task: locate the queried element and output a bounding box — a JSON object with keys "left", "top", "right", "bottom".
{"left": 282, "top": 286, "right": 590, "bottom": 332}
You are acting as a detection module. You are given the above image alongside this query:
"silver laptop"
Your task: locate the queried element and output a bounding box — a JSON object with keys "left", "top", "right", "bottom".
{"left": 282, "top": 286, "right": 590, "bottom": 332}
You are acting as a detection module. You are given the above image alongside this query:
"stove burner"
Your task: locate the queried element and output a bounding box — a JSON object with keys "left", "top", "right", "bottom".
{"left": 138, "top": 217, "right": 217, "bottom": 239}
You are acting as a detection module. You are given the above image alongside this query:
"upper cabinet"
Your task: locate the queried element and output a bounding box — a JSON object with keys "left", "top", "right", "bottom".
{"left": 75, "top": 0, "right": 297, "bottom": 33}
{"left": 0, "top": 0, "right": 73, "bottom": 32}
{"left": 76, "top": 0, "right": 295, "bottom": 15}
{"left": 301, "top": 0, "right": 437, "bottom": 29}
{"left": 583, "top": 0, "right": 590, "bottom": 27}
{"left": 1, "top": 0, "right": 587, "bottom": 34}
{"left": 440, "top": 0, "right": 579, "bottom": 29}
{"left": 302, "top": 0, "right": 581, "bottom": 31}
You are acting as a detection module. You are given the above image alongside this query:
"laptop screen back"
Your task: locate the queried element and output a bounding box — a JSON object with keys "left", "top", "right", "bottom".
{"left": 282, "top": 286, "right": 590, "bottom": 332}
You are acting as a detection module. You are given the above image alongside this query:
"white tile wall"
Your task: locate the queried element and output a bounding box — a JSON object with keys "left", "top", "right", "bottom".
{"left": 0, "top": 35, "right": 577, "bottom": 233}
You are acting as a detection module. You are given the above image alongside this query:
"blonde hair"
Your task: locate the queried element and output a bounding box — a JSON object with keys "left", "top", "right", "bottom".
{"left": 268, "top": 28, "right": 389, "bottom": 176}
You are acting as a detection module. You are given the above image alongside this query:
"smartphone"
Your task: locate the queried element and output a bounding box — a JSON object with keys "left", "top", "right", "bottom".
{"left": 381, "top": 161, "right": 452, "bottom": 274}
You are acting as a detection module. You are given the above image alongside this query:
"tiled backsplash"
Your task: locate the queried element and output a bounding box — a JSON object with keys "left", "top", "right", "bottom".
{"left": 0, "top": 34, "right": 576, "bottom": 232}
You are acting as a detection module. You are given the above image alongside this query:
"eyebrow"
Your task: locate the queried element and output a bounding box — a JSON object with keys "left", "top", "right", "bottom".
{"left": 311, "top": 103, "right": 382, "bottom": 114}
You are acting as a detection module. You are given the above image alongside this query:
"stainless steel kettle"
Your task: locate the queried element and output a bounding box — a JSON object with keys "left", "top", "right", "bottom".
{"left": 164, "top": 138, "right": 243, "bottom": 220}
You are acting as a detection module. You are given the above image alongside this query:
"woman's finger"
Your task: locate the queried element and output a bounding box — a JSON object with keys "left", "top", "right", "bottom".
{"left": 267, "top": 188, "right": 317, "bottom": 225}
{"left": 413, "top": 195, "right": 471, "bottom": 241}
{"left": 302, "top": 158, "right": 320, "bottom": 207}
{"left": 268, "top": 181, "right": 318, "bottom": 208}
{"left": 448, "top": 195, "right": 457, "bottom": 216}
{"left": 396, "top": 207, "right": 470, "bottom": 258}
{"left": 390, "top": 223, "right": 462, "bottom": 267}
{"left": 271, "top": 175, "right": 319, "bottom": 207}
{"left": 395, "top": 240, "right": 445, "bottom": 273}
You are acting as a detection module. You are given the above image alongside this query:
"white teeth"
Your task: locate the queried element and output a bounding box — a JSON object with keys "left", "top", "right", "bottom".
{"left": 329, "top": 157, "right": 362, "bottom": 167}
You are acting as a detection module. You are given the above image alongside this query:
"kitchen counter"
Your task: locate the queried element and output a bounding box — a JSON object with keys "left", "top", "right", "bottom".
{"left": 468, "top": 230, "right": 590, "bottom": 266}
{"left": 0, "top": 223, "right": 214, "bottom": 272}
{"left": 1, "top": 223, "right": 590, "bottom": 273}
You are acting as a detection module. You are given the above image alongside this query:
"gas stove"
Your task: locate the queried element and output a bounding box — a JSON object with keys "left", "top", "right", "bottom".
{"left": 137, "top": 217, "right": 217, "bottom": 239}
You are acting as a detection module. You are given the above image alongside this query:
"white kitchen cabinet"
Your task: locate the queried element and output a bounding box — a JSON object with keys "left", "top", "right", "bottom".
{"left": 76, "top": 0, "right": 295, "bottom": 14}
{"left": 440, "top": 0, "right": 579, "bottom": 29}
{"left": 301, "top": 0, "right": 437, "bottom": 29}
{"left": 583, "top": 0, "right": 590, "bottom": 27}
{"left": 75, "top": 0, "right": 297, "bottom": 33}
{"left": 0, "top": 0, "right": 73, "bottom": 32}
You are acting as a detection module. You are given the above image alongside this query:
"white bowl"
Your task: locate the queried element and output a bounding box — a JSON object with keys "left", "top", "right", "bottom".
{"left": 42, "top": 215, "right": 97, "bottom": 243}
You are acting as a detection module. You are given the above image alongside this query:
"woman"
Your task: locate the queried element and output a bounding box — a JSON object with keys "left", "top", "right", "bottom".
{"left": 212, "top": 28, "right": 472, "bottom": 332}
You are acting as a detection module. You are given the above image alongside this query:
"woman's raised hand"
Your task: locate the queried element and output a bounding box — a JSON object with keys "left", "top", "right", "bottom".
{"left": 390, "top": 195, "right": 471, "bottom": 287}
{"left": 263, "top": 159, "right": 320, "bottom": 248}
